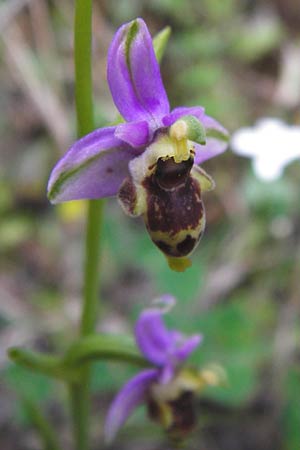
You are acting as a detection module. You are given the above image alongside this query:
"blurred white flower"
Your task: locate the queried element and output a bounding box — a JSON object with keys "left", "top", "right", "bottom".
{"left": 231, "top": 118, "right": 300, "bottom": 181}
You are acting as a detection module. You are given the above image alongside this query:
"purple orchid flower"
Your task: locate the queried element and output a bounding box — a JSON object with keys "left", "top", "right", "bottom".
{"left": 47, "top": 18, "right": 229, "bottom": 269}
{"left": 104, "top": 295, "right": 202, "bottom": 443}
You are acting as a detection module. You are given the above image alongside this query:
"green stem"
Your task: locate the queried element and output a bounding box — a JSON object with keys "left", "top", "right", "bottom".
{"left": 71, "top": 1, "right": 103, "bottom": 449}
{"left": 74, "top": 0, "right": 93, "bottom": 138}
{"left": 69, "top": 13, "right": 172, "bottom": 450}
{"left": 23, "top": 397, "right": 63, "bottom": 450}
{"left": 81, "top": 200, "right": 104, "bottom": 336}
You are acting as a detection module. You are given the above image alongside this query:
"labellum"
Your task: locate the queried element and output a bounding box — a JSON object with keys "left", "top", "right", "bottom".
{"left": 118, "top": 123, "right": 215, "bottom": 272}
{"left": 146, "top": 367, "right": 222, "bottom": 444}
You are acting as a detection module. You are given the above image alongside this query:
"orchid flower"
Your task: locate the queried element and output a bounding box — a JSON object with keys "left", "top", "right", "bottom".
{"left": 48, "top": 18, "right": 229, "bottom": 270}
{"left": 231, "top": 118, "right": 300, "bottom": 181}
{"left": 104, "top": 295, "right": 220, "bottom": 443}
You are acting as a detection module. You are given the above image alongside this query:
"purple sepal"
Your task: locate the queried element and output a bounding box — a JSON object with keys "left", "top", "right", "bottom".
{"left": 135, "top": 301, "right": 201, "bottom": 369}
{"left": 104, "top": 369, "right": 158, "bottom": 443}
{"left": 135, "top": 308, "right": 174, "bottom": 366}
{"left": 107, "top": 18, "right": 169, "bottom": 124}
{"left": 115, "top": 120, "right": 151, "bottom": 148}
{"left": 47, "top": 127, "right": 136, "bottom": 203}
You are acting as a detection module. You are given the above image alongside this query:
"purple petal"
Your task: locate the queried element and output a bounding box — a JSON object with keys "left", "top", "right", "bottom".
{"left": 174, "top": 334, "right": 202, "bottom": 362}
{"left": 115, "top": 120, "right": 151, "bottom": 148}
{"left": 195, "top": 115, "right": 229, "bottom": 164}
{"left": 47, "top": 127, "right": 137, "bottom": 203}
{"left": 162, "top": 106, "right": 205, "bottom": 127}
{"left": 194, "top": 140, "right": 227, "bottom": 165}
{"left": 135, "top": 308, "right": 173, "bottom": 366}
{"left": 107, "top": 18, "right": 169, "bottom": 124}
{"left": 157, "top": 333, "right": 202, "bottom": 384}
{"left": 202, "top": 114, "right": 228, "bottom": 134}
{"left": 104, "top": 369, "right": 157, "bottom": 443}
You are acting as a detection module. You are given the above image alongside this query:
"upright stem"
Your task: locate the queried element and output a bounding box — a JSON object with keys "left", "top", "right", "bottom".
{"left": 70, "top": 1, "right": 104, "bottom": 449}
{"left": 74, "top": 0, "right": 93, "bottom": 138}
{"left": 81, "top": 201, "right": 104, "bottom": 336}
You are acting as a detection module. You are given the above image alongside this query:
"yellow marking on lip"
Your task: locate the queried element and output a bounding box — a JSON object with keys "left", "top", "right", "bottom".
{"left": 167, "top": 256, "right": 192, "bottom": 272}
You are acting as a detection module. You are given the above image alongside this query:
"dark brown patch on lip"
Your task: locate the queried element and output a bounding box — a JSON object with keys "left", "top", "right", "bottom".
{"left": 147, "top": 391, "right": 197, "bottom": 440}
{"left": 176, "top": 235, "right": 196, "bottom": 255}
{"left": 143, "top": 174, "right": 203, "bottom": 236}
{"left": 155, "top": 157, "right": 193, "bottom": 190}
{"left": 154, "top": 240, "right": 172, "bottom": 255}
{"left": 154, "top": 239, "right": 184, "bottom": 257}
{"left": 168, "top": 391, "right": 197, "bottom": 438}
{"left": 118, "top": 177, "right": 137, "bottom": 215}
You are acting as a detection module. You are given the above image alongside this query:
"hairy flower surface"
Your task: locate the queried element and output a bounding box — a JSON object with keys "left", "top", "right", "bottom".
{"left": 48, "top": 18, "right": 229, "bottom": 268}
{"left": 231, "top": 118, "right": 300, "bottom": 181}
{"left": 104, "top": 295, "right": 214, "bottom": 443}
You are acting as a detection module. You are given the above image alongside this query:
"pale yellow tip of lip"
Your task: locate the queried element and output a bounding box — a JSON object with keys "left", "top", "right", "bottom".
{"left": 198, "top": 364, "right": 228, "bottom": 388}
{"left": 167, "top": 256, "right": 192, "bottom": 272}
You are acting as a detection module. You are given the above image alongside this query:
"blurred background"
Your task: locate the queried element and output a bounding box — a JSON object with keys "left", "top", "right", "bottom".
{"left": 0, "top": 0, "right": 300, "bottom": 449}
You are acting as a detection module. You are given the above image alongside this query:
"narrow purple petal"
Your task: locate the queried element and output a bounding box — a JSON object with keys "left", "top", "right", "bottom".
{"left": 104, "top": 369, "right": 157, "bottom": 443}
{"left": 135, "top": 309, "right": 173, "bottom": 366}
{"left": 47, "top": 127, "right": 137, "bottom": 203}
{"left": 174, "top": 334, "right": 202, "bottom": 362}
{"left": 157, "top": 334, "right": 202, "bottom": 384}
{"left": 162, "top": 106, "right": 205, "bottom": 127}
{"left": 201, "top": 114, "right": 228, "bottom": 132}
{"left": 194, "top": 140, "right": 227, "bottom": 164}
{"left": 107, "top": 18, "right": 169, "bottom": 123}
{"left": 194, "top": 115, "right": 229, "bottom": 164}
{"left": 115, "top": 120, "right": 151, "bottom": 148}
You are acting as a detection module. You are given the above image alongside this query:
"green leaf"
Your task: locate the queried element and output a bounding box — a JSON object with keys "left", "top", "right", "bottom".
{"left": 8, "top": 347, "right": 78, "bottom": 382}
{"left": 153, "top": 26, "right": 171, "bottom": 63}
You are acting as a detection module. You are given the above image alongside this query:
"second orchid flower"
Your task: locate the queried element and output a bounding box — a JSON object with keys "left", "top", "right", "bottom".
{"left": 104, "top": 295, "right": 223, "bottom": 443}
